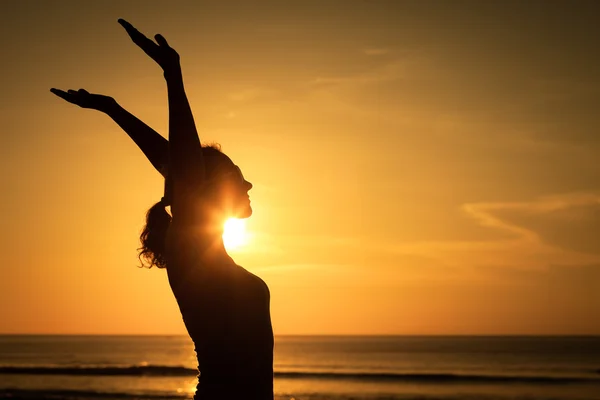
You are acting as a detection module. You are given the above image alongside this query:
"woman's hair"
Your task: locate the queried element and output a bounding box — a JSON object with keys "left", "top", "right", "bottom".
{"left": 138, "top": 199, "right": 171, "bottom": 269}
{"left": 138, "top": 144, "right": 222, "bottom": 269}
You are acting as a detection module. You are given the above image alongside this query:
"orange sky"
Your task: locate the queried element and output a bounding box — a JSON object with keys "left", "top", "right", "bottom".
{"left": 1, "top": 0, "right": 599, "bottom": 335}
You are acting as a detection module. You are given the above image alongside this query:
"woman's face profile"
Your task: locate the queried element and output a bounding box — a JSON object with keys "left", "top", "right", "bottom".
{"left": 206, "top": 154, "right": 253, "bottom": 219}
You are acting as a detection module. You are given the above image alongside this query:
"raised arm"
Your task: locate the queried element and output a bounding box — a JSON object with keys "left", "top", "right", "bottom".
{"left": 118, "top": 19, "right": 206, "bottom": 202}
{"left": 50, "top": 88, "right": 169, "bottom": 177}
{"left": 107, "top": 102, "right": 169, "bottom": 176}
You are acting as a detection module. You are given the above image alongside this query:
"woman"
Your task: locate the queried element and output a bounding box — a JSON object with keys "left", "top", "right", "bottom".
{"left": 51, "top": 19, "right": 274, "bottom": 400}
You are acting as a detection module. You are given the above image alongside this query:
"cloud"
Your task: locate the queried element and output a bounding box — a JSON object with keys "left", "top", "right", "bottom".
{"left": 461, "top": 192, "right": 600, "bottom": 241}
{"left": 307, "top": 54, "right": 428, "bottom": 90}
{"left": 394, "top": 192, "right": 600, "bottom": 269}
{"left": 363, "top": 48, "right": 390, "bottom": 56}
{"left": 487, "top": 194, "right": 600, "bottom": 256}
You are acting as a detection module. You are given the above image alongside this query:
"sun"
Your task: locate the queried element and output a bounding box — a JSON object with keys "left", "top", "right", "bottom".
{"left": 223, "top": 218, "right": 248, "bottom": 250}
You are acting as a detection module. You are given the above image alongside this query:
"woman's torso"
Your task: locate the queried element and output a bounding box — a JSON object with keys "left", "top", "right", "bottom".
{"left": 165, "top": 228, "right": 274, "bottom": 399}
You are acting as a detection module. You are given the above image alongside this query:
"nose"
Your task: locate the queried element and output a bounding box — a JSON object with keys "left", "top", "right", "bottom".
{"left": 244, "top": 180, "right": 253, "bottom": 191}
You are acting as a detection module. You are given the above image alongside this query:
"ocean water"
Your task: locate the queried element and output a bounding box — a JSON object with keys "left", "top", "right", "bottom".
{"left": 0, "top": 335, "right": 599, "bottom": 400}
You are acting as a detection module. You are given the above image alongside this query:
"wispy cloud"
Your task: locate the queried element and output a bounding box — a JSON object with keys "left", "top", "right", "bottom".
{"left": 363, "top": 48, "right": 390, "bottom": 56}
{"left": 308, "top": 55, "right": 428, "bottom": 89}
{"left": 395, "top": 192, "right": 600, "bottom": 269}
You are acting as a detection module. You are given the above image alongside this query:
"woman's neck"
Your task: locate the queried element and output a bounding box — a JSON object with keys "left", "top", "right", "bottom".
{"left": 169, "top": 213, "right": 233, "bottom": 264}
{"left": 198, "top": 232, "right": 231, "bottom": 263}
{"left": 186, "top": 223, "right": 232, "bottom": 265}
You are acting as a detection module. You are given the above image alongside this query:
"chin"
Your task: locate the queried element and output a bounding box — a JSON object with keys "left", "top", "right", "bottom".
{"left": 239, "top": 205, "right": 253, "bottom": 218}
{"left": 232, "top": 202, "right": 252, "bottom": 219}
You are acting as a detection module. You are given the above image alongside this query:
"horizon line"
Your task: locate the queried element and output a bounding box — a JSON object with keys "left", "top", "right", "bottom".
{"left": 2, "top": 333, "right": 599, "bottom": 337}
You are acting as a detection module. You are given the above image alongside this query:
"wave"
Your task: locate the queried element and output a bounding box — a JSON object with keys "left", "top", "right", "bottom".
{"left": 0, "top": 388, "right": 187, "bottom": 400}
{"left": 276, "top": 371, "right": 600, "bottom": 384}
{"left": 0, "top": 365, "right": 198, "bottom": 377}
{"left": 1, "top": 365, "right": 599, "bottom": 384}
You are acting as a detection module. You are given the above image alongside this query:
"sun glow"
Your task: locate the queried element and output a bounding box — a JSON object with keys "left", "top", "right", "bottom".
{"left": 223, "top": 218, "right": 248, "bottom": 250}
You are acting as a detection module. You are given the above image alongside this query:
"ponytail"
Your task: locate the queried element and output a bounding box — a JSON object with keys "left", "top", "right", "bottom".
{"left": 138, "top": 198, "right": 171, "bottom": 268}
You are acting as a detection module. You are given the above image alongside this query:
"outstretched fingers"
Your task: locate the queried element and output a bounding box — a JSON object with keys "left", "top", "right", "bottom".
{"left": 50, "top": 88, "right": 76, "bottom": 103}
{"left": 51, "top": 88, "right": 87, "bottom": 106}
{"left": 118, "top": 19, "right": 180, "bottom": 72}
{"left": 118, "top": 19, "right": 161, "bottom": 64}
{"left": 50, "top": 88, "right": 106, "bottom": 110}
{"left": 50, "top": 88, "right": 67, "bottom": 97}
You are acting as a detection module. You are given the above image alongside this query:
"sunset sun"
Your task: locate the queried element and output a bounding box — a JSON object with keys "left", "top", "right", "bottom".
{"left": 223, "top": 218, "right": 248, "bottom": 250}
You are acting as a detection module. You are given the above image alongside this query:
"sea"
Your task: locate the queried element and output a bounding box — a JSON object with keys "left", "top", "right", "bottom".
{"left": 0, "top": 335, "right": 599, "bottom": 400}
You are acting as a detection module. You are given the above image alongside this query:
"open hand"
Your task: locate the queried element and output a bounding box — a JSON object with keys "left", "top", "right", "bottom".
{"left": 50, "top": 88, "right": 117, "bottom": 112}
{"left": 118, "top": 19, "right": 180, "bottom": 74}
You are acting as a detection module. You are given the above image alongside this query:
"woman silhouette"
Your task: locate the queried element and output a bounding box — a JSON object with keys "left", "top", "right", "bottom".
{"left": 51, "top": 19, "right": 274, "bottom": 400}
